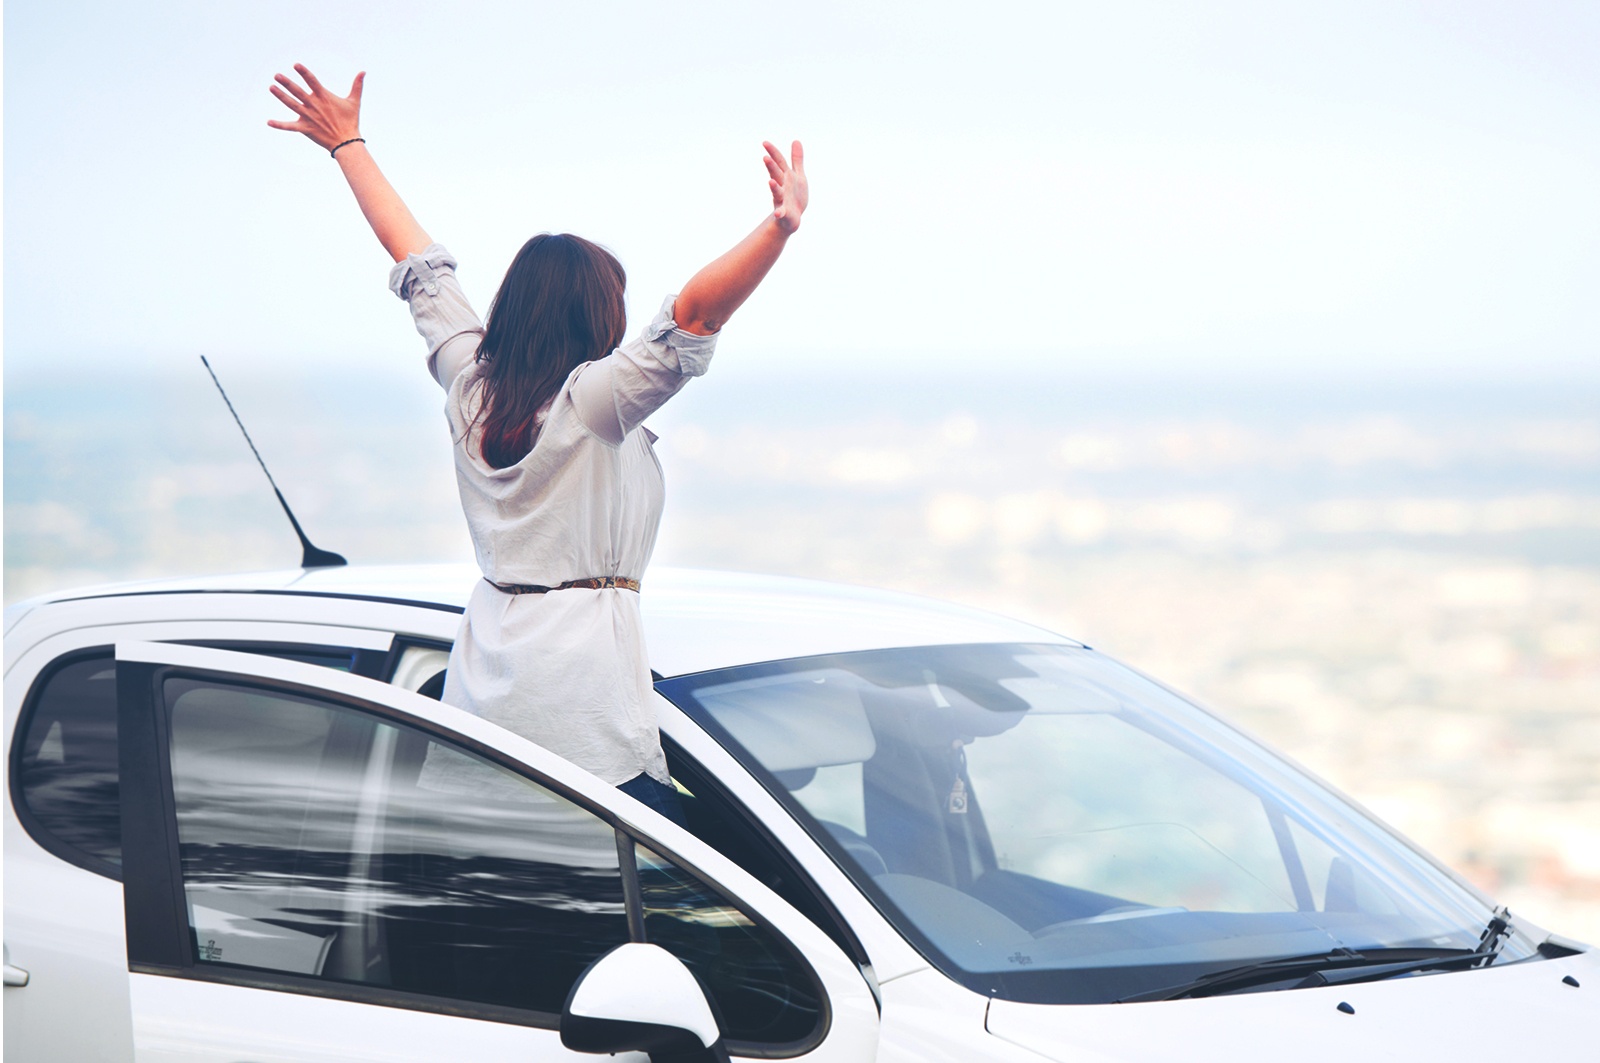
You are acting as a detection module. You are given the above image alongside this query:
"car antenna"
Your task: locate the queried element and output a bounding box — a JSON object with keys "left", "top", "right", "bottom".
{"left": 200, "top": 356, "right": 348, "bottom": 569}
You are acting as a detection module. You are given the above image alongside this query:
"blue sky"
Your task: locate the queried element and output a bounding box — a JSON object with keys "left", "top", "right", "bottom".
{"left": 5, "top": 0, "right": 1598, "bottom": 380}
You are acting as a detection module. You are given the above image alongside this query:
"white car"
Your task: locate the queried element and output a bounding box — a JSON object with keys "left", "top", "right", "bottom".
{"left": 5, "top": 563, "right": 1595, "bottom": 1062}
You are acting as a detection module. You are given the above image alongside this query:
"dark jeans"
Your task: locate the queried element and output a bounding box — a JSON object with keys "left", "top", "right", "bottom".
{"left": 617, "top": 772, "right": 688, "bottom": 828}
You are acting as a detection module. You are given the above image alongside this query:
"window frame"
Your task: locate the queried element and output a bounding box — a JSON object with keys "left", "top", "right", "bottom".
{"left": 377, "top": 635, "right": 454, "bottom": 684}
{"left": 661, "top": 732, "right": 871, "bottom": 969}
{"left": 116, "top": 650, "right": 831, "bottom": 1055}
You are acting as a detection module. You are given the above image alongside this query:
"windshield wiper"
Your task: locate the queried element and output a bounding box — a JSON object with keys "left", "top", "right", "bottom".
{"left": 1118, "top": 946, "right": 1494, "bottom": 1003}
{"left": 1476, "top": 906, "right": 1514, "bottom": 965}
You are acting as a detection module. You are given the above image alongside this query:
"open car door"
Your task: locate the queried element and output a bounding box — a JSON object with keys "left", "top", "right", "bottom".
{"left": 114, "top": 641, "right": 880, "bottom": 1062}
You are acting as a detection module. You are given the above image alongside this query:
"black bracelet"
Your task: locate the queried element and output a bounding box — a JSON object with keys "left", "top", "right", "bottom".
{"left": 330, "top": 137, "right": 365, "bottom": 159}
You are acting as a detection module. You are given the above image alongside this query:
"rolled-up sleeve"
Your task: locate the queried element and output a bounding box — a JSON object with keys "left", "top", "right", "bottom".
{"left": 389, "top": 243, "right": 485, "bottom": 389}
{"left": 570, "top": 295, "right": 718, "bottom": 445}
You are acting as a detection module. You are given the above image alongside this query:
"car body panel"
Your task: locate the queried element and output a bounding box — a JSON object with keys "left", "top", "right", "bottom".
{"left": 4, "top": 816, "right": 136, "bottom": 1062}
{"left": 985, "top": 947, "right": 1600, "bottom": 1060}
{"left": 5, "top": 564, "right": 1074, "bottom": 680}
{"left": 874, "top": 969, "right": 1061, "bottom": 1063}
{"left": 127, "top": 973, "right": 623, "bottom": 1063}
{"left": 634, "top": 568, "right": 1075, "bottom": 677}
{"left": 4, "top": 593, "right": 458, "bottom": 676}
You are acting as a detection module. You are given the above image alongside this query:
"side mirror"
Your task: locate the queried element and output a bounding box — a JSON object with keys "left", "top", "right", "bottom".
{"left": 561, "top": 943, "right": 730, "bottom": 1063}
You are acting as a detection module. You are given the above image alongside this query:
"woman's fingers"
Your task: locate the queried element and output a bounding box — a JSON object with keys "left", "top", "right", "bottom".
{"left": 294, "top": 63, "right": 329, "bottom": 96}
{"left": 269, "top": 85, "right": 311, "bottom": 119}
{"left": 758, "top": 138, "right": 806, "bottom": 232}
{"left": 267, "top": 62, "right": 363, "bottom": 153}
{"left": 274, "top": 73, "right": 311, "bottom": 104}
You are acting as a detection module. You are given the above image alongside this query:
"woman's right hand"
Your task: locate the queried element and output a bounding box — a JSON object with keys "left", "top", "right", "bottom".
{"left": 267, "top": 63, "right": 364, "bottom": 153}
{"left": 266, "top": 62, "right": 432, "bottom": 261}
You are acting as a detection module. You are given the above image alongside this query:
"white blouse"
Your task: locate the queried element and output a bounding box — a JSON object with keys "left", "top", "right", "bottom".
{"left": 389, "top": 244, "right": 716, "bottom": 785}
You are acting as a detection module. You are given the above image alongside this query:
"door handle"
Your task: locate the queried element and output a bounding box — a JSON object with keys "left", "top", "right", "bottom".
{"left": 3, "top": 943, "right": 29, "bottom": 987}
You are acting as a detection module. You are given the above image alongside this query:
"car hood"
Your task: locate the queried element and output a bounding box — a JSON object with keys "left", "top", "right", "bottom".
{"left": 985, "top": 948, "right": 1599, "bottom": 1061}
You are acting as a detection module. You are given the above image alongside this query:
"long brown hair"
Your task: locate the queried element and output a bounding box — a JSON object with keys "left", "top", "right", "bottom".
{"left": 472, "top": 233, "right": 627, "bottom": 468}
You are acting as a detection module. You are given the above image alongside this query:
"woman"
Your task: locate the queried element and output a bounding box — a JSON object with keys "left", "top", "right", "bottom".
{"left": 269, "top": 64, "right": 807, "bottom": 822}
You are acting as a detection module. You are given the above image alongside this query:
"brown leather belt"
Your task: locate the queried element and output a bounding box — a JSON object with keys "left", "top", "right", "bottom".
{"left": 486, "top": 576, "right": 641, "bottom": 595}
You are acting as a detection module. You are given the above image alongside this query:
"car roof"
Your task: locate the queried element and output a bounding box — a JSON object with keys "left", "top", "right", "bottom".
{"left": 5, "top": 564, "right": 1077, "bottom": 677}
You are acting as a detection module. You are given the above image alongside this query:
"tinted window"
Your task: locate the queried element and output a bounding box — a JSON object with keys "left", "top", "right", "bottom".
{"left": 14, "top": 655, "right": 121, "bottom": 868}
{"left": 177, "top": 641, "right": 362, "bottom": 673}
{"left": 637, "top": 843, "right": 821, "bottom": 1046}
{"left": 166, "top": 678, "right": 629, "bottom": 1014}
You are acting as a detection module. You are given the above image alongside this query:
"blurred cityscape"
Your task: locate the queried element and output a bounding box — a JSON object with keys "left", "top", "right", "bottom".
{"left": 6, "top": 365, "right": 1598, "bottom": 942}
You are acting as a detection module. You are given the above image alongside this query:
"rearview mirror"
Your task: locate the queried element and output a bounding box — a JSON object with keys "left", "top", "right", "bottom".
{"left": 561, "top": 943, "right": 730, "bottom": 1063}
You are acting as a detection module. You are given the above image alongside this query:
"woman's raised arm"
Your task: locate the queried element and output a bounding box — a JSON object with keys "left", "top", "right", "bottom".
{"left": 268, "top": 64, "right": 432, "bottom": 263}
{"left": 673, "top": 141, "right": 808, "bottom": 337}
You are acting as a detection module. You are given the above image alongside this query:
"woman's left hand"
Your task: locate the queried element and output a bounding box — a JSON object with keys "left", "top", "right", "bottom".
{"left": 764, "top": 140, "right": 808, "bottom": 234}
{"left": 671, "top": 138, "right": 809, "bottom": 334}
{"left": 267, "top": 63, "right": 364, "bottom": 153}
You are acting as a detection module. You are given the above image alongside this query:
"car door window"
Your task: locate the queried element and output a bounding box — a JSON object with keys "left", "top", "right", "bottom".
{"left": 11, "top": 652, "right": 121, "bottom": 872}
{"left": 165, "top": 676, "right": 630, "bottom": 1015}
{"left": 634, "top": 842, "right": 823, "bottom": 1048}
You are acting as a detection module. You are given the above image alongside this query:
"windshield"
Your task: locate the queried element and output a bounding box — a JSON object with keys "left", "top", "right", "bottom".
{"left": 657, "top": 643, "right": 1539, "bottom": 1004}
